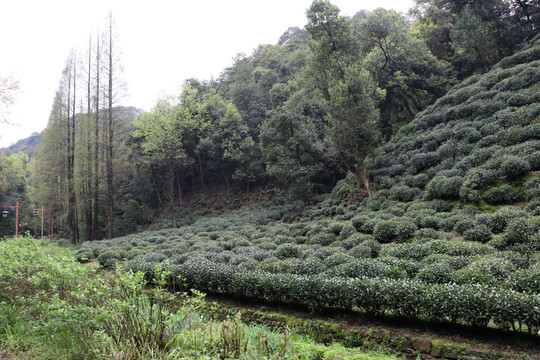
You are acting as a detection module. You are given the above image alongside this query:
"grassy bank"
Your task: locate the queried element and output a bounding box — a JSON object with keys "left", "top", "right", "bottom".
{"left": 0, "top": 237, "right": 397, "bottom": 359}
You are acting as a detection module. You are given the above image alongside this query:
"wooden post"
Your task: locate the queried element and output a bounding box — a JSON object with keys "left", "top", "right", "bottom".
{"left": 15, "top": 201, "right": 18, "bottom": 236}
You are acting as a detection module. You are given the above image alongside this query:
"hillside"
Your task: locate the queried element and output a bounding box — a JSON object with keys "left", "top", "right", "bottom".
{"left": 77, "top": 34, "right": 540, "bottom": 352}
{"left": 0, "top": 131, "right": 41, "bottom": 157}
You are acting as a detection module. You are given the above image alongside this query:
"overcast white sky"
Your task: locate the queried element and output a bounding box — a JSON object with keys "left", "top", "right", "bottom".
{"left": 0, "top": 0, "right": 414, "bottom": 148}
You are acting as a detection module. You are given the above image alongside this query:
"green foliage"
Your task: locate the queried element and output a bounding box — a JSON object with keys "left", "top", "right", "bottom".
{"left": 373, "top": 220, "right": 398, "bottom": 243}
{"left": 483, "top": 184, "right": 521, "bottom": 205}
{"left": 463, "top": 225, "right": 492, "bottom": 243}
{"left": 500, "top": 156, "right": 531, "bottom": 179}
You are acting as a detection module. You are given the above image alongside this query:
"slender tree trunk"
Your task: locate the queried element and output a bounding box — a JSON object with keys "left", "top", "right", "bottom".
{"left": 221, "top": 168, "right": 229, "bottom": 190}
{"left": 72, "top": 57, "right": 79, "bottom": 243}
{"left": 176, "top": 170, "right": 183, "bottom": 208}
{"left": 198, "top": 153, "right": 205, "bottom": 189}
{"left": 85, "top": 35, "right": 93, "bottom": 240}
{"left": 93, "top": 30, "right": 100, "bottom": 241}
{"left": 106, "top": 14, "right": 115, "bottom": 239}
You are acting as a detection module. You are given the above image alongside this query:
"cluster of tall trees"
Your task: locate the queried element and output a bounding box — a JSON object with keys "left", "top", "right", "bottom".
{"left": 30, "top": 13, "right": 128, "bottom": 242}
{"left": 411, "top": 0, "right": 540, "bottom": 78}
{"left": 22, "top": 0, "right": 540, "bottom": 241}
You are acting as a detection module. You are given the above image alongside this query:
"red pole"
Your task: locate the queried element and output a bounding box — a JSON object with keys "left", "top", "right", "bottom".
{"left": 41, "top": 207, "right": 44, "bottom": 239}
{"left": 15, "top": 201, "right": 18, "bottom": 236}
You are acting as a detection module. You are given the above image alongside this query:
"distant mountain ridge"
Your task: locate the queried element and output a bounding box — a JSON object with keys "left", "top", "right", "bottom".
{"left": 0, "top": 132, "right": 42, "bottom": 157}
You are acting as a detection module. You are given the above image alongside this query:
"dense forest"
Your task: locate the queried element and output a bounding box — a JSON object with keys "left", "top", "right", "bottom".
{"left": 1, "top": 0, "right": 537, "bottom": 243}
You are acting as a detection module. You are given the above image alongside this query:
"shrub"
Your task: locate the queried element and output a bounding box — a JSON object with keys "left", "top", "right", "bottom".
{"left": 413, "top": 174, "right": 429, "bottom": 189}
{"left": 483, "top": 184, "right": 521, "bottom": 205}
{"left": 500, "top": 156, "right": 531, "bottom": 179}
{"left": 389, "top": 185, "right": 421, "bottom": 202}
{"left": 505, "top": 264, "right": 540, "bottom": 294}
{"left": 290, "top": 257, "right": 326, "bottom": 275}
{"left": 463, "top": 225, "right": 492, "bottom": 243}
{"left": 454, "top": 219, "right": 477, "bottom": 235}
{"left": 416, "top": 263, "right": 454, "bottom": 284}
{"left": 425, "top": 175, "right": 463, "bottom": 200}
{"left": 348, "top": 244, "right": 372, "bottom": 259}
{"left": 373, "top": 220, "right": 398, "bottom": 243}
{"left": 499, "top": 219, "right": 538, "bottom": 248}
{"left": 97, "top": 249, "right": 124, "bottom": 269}
{"left": 351, "top": 215, "right": 370, "bottom": 231}
{"left": 310, "top": 232, "right": 337, "bottom": 246}
{"left": 395, "top": 219, "right": 417, "bottom": 240}
{"left": 414, "top": 228, "right": 442, "bottom": 240}
{"left": 360, "top": 239, "right": 382, "bottom": 257}
{"left": 324, "top": 253, "right": 356, "bottom": 268}
{"left": 524, "top": 177, "right": 540, "bottom": 201}
{"left": 340, "top": 223, "right": 357, "bottom": 238}
{"left": 420, "top": 215, "right": 440, "bottom": 230}
{"left": 452, "top": 256, "right": 515, "bottom": 286}
{"left": 360, "top": 218, "right": 380, "bottom": 234}
{"left": 490, "top": 207, "right": 526, "bottom": 233}
{"left": 323, "top": 259, "right": 407, "bottom": 279}
{"left": 463, "top": 168, "right": 498, "bottom": 189}
{"left": 274, "top": 244, "right": 303, "bottom": 259}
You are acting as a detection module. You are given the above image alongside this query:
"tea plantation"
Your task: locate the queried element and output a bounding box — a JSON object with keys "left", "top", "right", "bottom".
{"left": 78, "top": 35, "right": 540, "bottom": 334}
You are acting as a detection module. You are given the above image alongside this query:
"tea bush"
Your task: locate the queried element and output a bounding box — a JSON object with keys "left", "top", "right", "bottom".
{"left": 483, "top": 184, "right": 521, "bottom": 204}
{"left": 463, "top": 225, "right": 493, "bottom": 243}
{"left": 372, "top": 220, "right": 398, "bottom": 242}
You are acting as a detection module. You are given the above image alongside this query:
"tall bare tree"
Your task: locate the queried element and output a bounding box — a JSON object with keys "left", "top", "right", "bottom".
{"left": 102, "top": 12, "right": 126, "bottom": 239}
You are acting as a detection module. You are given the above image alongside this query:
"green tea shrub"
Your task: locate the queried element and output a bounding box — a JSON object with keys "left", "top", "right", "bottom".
{"left": 505, "top": 264, "right": 540, "bottom": 294}
{"left": 453, "top": 256, "right": 515, "bottom": 286}
{"left": 351, "top": 215, "right": 370, "bottom": 231}
{"left": 310, "top": 232, "right": 337, "bottom": 246}
{"left": 463, "top": 225, "right": 493, "bottom": 242}
{"left": 526, "top": 199, "right": 540, "bottom": 215}
{"left": 314, "top": 246, "right": 346, "bottom": 260}
{"left": 414, "top": 228, "right": 442, "bottom": 240}
{"left": 339, "top": 223, "right": 357, "bottom": 238}
{"left": 290, "top": 257, "right": 326, "bottom": 275}
{"left": 526, "top": 151, "right": 540, "bottom": 170}
{"left": 373, "top": 220, "right": 398, "bottom": 243}
{"left": 421, "top": 254, "right": 468, "bottom": 270}
{"left": 524, "top": 177, "right": 540, "bottom": 200}
{"left": 338, "top": 232, "right": 371, "bottom": 249}
{"left": 395, "top": 219, "right": 417, "bottom": 239}
{"left": 327, "top": 221, "right": 344, "bottom": 235}
{"left": 126, "top": 248, "right": 146, "bottom": 260}
{"left": 463, "top": 168, "right": 498, "bottom": 189}
{"left": 348, "top": 244, "right": 372, "bottom": 259}
{"left": 411, "top": 152, "right": 441, "bottom": 174}
{"left": 97, "top": 249, "right": 124, "bottom": 269}
{"left": 490, "top": 207, "right": 527, "bottom": 233}
{"left": 360, "top": 218, "right": 380, "bottom": 234}
{"left": 420, "top": 215, "right": 440, "bottom": 230}
{"left": 274, "top": 243, "right": 303, "bottom": 259}
{"left": 416, "top": 263, "right": 454, "bottom": 284}
{"left": 459, "top": 186, "right": 482, "bottom": 203}
{"left": 389, "top": 185, "right": 421, "bottom": 202}
{"left": 454, "top": 218, "right": 477, "bottom": 234}
{"left": 425, "top": 175, "right": 463, "bottom": 199}
{"left": 500, "top": 156, "right": 531, "bottom": 179}
{"left": 378, "top": 256, "right": 421, "bottom": 277}
{"left": 323, "top": 259, "right": 407, "bottom": 279}
{"left": 324, "top": 253, "right": 356, "bottom": 268}
{"left": 75, "top": 248, "right": 94, "bottom": 262}
{"left": 498, "top": 218, "right": 539, "bottom": 249}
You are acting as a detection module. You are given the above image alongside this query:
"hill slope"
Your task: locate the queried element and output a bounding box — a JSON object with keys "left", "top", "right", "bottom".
{"left": 368, "top": 34, "right": 540, "bottom": 195}
{"left": 0, "top": 132, "right": 41, "bottom": 157}
{"left": 78, "top": 35, "right": 540, "bottom": 340}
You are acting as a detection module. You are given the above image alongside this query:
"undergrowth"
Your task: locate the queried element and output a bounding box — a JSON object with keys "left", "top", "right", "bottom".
{"left": 0, "top": 236, "right": 397, "bottom": 360}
